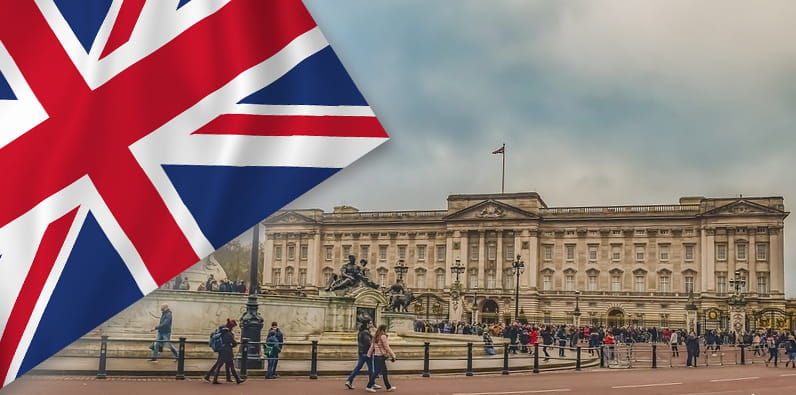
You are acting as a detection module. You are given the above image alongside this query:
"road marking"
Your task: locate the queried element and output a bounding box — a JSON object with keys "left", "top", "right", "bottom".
{"left": 780, "top": 373, "right": 796, "bottom": 377}
{"left": 612, "top": 383, "right": 682, "bottom": 389}
{"left": 709, "top": 377, "right": 759, "bottom": 382}
{"left": 452, "top": 389, "right": 571, "bottom": 395}
{"left": 676, "top": 391, "right": 744, "bottom": 395}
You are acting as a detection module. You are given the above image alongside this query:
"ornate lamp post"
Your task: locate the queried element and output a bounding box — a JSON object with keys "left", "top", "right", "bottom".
{"left": 512, "top": 255, "right": 524, "bottom": 322}
{"left": 451, "top": 258, "right": 465, "bottom": 284}
{"left": 448, "top": 258, "right": 465, "bottom": 322}
{"left": 728, "top": 270, "right": 747, "bottom": 335}
{"left": 394, "top": 259, "right": 409, "bottom": 283}
{"left": 573, "top": 290, "right": 581, "bottom": 327}
{"left": 472, "top": 284, "right": 479, "bottom": 324}
{"left": 239, "top": 222, "right": 264, "bottom": 369}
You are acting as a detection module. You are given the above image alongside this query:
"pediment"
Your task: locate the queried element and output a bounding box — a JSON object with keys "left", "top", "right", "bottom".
{"left": 264, "top": 211, "right": 317, "bottom": 225}
{"left": 444, "top": 199, "right": 539, "bottom": 221}
{"left": 702, "top": 200, "right": 785, "bottom": 217}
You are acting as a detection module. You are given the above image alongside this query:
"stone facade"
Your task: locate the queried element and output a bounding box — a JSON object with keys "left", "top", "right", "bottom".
{"left": 263, "top": 192, "right": 794, "bottom": 331}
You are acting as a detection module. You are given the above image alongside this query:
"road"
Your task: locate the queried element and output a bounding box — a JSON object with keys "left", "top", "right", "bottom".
{"left": 3, "top": 365, "right": 794, "bottom": 395}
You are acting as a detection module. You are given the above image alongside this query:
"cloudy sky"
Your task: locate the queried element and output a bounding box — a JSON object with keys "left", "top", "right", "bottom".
{"left": 284, "top": 0, "right": 796, "bottom": 296}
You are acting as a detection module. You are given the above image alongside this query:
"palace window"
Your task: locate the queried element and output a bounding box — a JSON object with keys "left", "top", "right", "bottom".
{"left": 543, "top": 245, "right": 553, "bottom": 261}
{"left": 565, "top": 274, "right": 575, "bottom": 291}
{"left": 398, "top": 245, "right": 407, "bottom": 260}
{"left": 566, "top": 244, "right": 575, "bottom": 261}
{"left": 322, "top": 268, "right": 333, "bottom": 285}
{"left": 415, "top": 271, "right": 426, "bottom": 288}
{"left": 436, "top": 245, "right": 446, "bottom": 262}
{"left": 611, "top": 273, "right": 622, "bottom": 291}
{"left": 436, "top": 271, "right": 445, "bottom": 289}
{"left": 299, "top": 269, "right": 307, "bottom": 286}
{"left": 272, "top": 269, "right": 281, "bottom": 285}
{"left": 470, "top": 244, "right": 479, "bottom": 261}
{"left": 716, "top": 272, "right": 727, "bottom": 295}
{"left": 612, "top": 245, "right": 621, "bottom": 261}
{"left": 274, "top": 245, "right": 282, "bottom": 260}
{"left": 684, "top": 245, "right": 695, "bottom": 261}
{"left": 659, "top": 275, "right": 670, "bottom": 293}
{"left": 487, "top": 243, "right": 496, "bottom": 260}
{"left": 736, "top": 243, "right": 747, "bottom": 261}
{"left": 285, "top": 267, "right": 294, "bottom": 285}
{"left": 659, "top": 245, "right": 670, "bottom": 261}
{"left": 343, "top": 245, "right": 351, "bottom": 258}
{"left": 300, "top": 244, "right": 308, "bottom": 260}
{"left": 685, "top": 275, "right": 695, "bottom": 294}
{"left": 360, "top": 245, "right": 369, "bottom": 259}
{"left": 287, "top": 244, "right": 295, "bottom": 260}
{"left": 542, "top": 275, "right": 552, "bottom": 291}
{"left": 587, "top": 273, "right": 598, "bottom": 291}
{"left": 324, "top": 246, "right": 333, "bottom": 260}
{"left": 504, "top": 244, "right": 515, "bottom": 261}
{"left": 635, "top": 246, "right": 645, "bottom": 262}
{"left": 504, "top": 270, "right": 514, "bottom": 289}
{"left": 377, "top": 269, "right": 388, "bottom": 287}
{"left": 486, "top": 270, "right": 496, "bottom": 289}
{"left": 588, "top": 245, "right": 598, "bottom": 262}
{"left": 757, "top": 273, "right": 769, "bottom": 296}
{"left": 379, "top": 245, "right": 388, "bottom": 260}
{"left": 468, "top": 271, "right": 478, "bottom": 289}
{"left": 417, "top": 245, "right": 426, "bottom": 261}
{"left": 756, "top": 243, "right": 768, "bottom": 261}
{"left": 634, "top": 274, "right": 646, "bottom": 292}
{"left": 716, "top": 244, "right": 727, "bottom": 261}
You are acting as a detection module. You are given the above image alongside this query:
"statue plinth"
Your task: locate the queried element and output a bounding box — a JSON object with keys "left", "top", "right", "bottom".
{"left": 381, "top": 311, "right": 415, "bottom": 332}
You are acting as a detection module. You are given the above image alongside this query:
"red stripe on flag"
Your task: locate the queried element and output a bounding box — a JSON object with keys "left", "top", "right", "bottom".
{"left": 99, "top": 0, "right": 146, "bottom": 60}
{"left": 0, "top": 208, "right": 79, "bottom": 382}
{"left": 193, "top": 114, "right": 388, "bottom": 138}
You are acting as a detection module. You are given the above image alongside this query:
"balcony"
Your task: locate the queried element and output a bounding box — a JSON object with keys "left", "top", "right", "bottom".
{"left": 540, "top": 204, "right": 701, "bottom": 218}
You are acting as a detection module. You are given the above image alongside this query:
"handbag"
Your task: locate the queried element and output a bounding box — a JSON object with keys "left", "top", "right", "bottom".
{"left": 149, "top": 341, "right": 163, "bottom": 352}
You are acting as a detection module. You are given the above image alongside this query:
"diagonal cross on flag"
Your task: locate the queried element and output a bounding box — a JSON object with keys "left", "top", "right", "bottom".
{"left": 0, "top": 0, "right": 388, "bottom": 387}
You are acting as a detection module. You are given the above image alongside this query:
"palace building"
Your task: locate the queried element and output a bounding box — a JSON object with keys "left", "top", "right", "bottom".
{"left": 262, "top": 192, "right": 794, "bottom": 331}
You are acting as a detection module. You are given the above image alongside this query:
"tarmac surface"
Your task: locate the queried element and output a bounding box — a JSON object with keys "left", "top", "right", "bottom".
{"left": 4, "top": 364, "right": 795, "bottom": 395}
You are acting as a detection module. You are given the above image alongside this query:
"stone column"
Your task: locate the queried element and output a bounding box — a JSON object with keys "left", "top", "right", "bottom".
{"left": 309, "top": 231, "right": 321, "bottom": 286}
{"left": 525, "top": 229, "right": 538, "bottom": 289}
{"left": 445, "top": 232, "right": 455, "bottom": 286}
{"left": 478, "top": 231, "right": 486, "bottom": 289}
{"left": 729, "top": 304, "right": 747, "bottom": 336}
{"left": 700, "top": 227, "right": 715, "bottom": 294}
{"left": 496, "top": 231, "right": 504, "bottom": 289}
{"left": 263, "top": 232, "right": 274, "bottom": 285}
{"left": 770, "top": 227, "right": 785, "bottom": 294}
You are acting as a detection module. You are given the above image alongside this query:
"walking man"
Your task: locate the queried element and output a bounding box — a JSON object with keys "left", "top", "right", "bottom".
{"left": 265, "top": 322, "right": 284, "bottom": 379}
{"left": 150, "top": 303, "right": 178, "bottom": 362}
{"left": 345, "top": 320, "right": 381, "bottom": 390}
{"left": 670, "top": 331, "right": 679, "bottom": 357}
{"left": 686, "top": 331, "right": 700, "bottom": 367}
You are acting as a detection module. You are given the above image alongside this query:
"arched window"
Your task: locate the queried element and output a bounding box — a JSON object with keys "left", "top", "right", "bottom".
{"left": 415, "top": 268, "right": 427, "bottom": 288}
{"left": 658, "top": 269, "right": 671, "bottom": 293}
{"left": 632, "top": 269, "right": 647, "bottom": 292}
{"left": 564, "top": 269, "right": 577, "bottom": 291}
{"left": 609, "top": 269, "right": 624, "bottom": 291}
{"left": 586, "top": 269, "right": 600, "bottom": 291}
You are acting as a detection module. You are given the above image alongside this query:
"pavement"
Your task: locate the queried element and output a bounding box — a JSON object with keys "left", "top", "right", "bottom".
{"left": 5, "top": 364, "right": 795, "bottom": 395}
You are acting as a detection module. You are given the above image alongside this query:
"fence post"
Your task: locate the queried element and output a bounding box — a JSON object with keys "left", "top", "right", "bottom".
{"left": 502, "top": 343, "right": 510, "bottom": 375}
{"left": 176, "top": 337, "right": 186, "bottom": 380}
{"left": 533, "top": 343, "right": 540, "bottom": 373}
{"left": 239, "top": 338, "right": 249, "bottom": 380}
{"left": 652, "top": 344, "right": 657, "bottom": 369}
{"left": 576, "top": 346, "right": 582, "bottom": 371}
{"left": 96, "top": 336, "right": 108, "bottom": 380}
{"left": 466, "top": 343, "right": 473, "bottom": 377}
{"left": 310, "top": 340, "right": 319, "bottom": 379}
{"left": 600, "top": 345, "right": 606, "bottom": 368}
{"left": 740, "top": 344, "right": 746, "bottom": 365}
{"left": 422, "top": 342, "right": 431, "bottom": 378}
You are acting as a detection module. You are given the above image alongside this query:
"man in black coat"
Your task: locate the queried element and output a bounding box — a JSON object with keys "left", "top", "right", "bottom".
{"left": 204, "top": 319, "right": 243, "bottom": 384}
{"left": 686, "top": 331, "right": 700, "bottom": 367}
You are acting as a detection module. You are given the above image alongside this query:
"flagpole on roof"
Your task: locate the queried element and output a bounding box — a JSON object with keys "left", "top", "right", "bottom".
{"left": 501, "top": 143, "right": 505, "bottom": 193}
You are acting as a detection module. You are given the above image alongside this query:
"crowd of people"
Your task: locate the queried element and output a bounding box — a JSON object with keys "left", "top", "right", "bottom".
{"left": 196, "top": 275, "right": 248, "bottom": 293}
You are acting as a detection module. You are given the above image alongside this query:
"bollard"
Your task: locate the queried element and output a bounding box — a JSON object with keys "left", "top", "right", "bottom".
{"left": 600, "top": 345, "right": 605, "bottom": 368}
{"left": 652, "top": 344, "right": 657, "bottom": 369}
{"left": 96, "top": 336, "right": 108, "bottom": 379}
{"left": 502, "top": 343, "right": 510, "bottom": 375}
{"left": 240, "top": 338, "right": 249, "bottom": 380}
{"left": 310, "top": 340, "right": 318, "bottom": 379}
{"left": 423, "top": 342, "right": 431, "bottom": 378}
{"left": 576, "top": 346, "right": 582, "bottom": 371}
{"left": 533, "top": 343, "right": 540, "bottom": 373}
{"left": 466, "top": 343, "right": 473, "bottom": 377}
{"left": 740, "top": 344, "right": 746, "bottom": 365}
{"left": 176, "top": 337, "right": 186, "bottom": 380}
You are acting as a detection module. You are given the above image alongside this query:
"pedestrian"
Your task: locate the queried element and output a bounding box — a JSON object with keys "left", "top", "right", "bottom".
{"left": 345, "top": 320, "right": 381, "bottom": 390}
{"left": 686, "top": 331, "right": 699, "bottom": 367}
{"left": 670, "top": 331, "right": 679, "bottom": 357}
{"left": 542, "top": 326, "right": 553, "bottom": 361}
{"left": 765, "top": 335, "right": 779, "bottom": 367}
{"left": 265, "top": 322, "right": 284, "bottom": 379}
{"left": 265, "top": 328, "right": 283, "bottom": 379}
{"left": 784, "top": 335, "right": 796, "bottom": 368}
{"left": 556, "top": 326, "right": 567, "bottom": 357}
{"left": 366, "top": 324, "right": 397, "bottom": 392}
{"left": 149, "top": 303, "right": 178, "bottom": 362}
{"left": 205, "top": 319, "right": 243, "bottom": 384}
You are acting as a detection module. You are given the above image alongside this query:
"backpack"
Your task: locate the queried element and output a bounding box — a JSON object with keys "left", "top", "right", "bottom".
{"left": 209, "top": 329, "right": 223, "bottom": 352}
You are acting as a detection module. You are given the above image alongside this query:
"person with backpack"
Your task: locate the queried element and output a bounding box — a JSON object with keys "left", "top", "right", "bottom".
{"left": 265, "top": 328, "right": 283, "bottom": 379}
{"left": 366, "top": 324, "right": 397, "bottom": 392}
{"left": 784, "top": 335, "right": 796, "bottom": 368}
{"left": 203, "top": 319, "right": 243, "bottom": 384}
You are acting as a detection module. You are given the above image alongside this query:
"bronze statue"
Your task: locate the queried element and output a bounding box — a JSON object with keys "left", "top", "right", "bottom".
{"left": 326, "top": 255, "right": 379, "bottom": 291}
{"left": 386, "top": 279, "right": 414, "bottom": 312}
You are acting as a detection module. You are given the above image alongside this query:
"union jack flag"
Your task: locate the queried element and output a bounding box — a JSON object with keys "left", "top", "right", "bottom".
{"left": 0, "top": 0, "right": 388, "bottom": 387}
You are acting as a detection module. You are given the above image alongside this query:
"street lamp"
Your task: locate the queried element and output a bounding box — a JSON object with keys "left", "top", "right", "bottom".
{"left": 393, "top": 259, "right": 409, "bottom": 283}
{"left": 472, "top": 284, "right": 479, "bottom": 324}
{"left": 573, "top": 290, "right": 581, "bottom": 327}
{"left": 512, "top": 254, "right": 524, "bottom": 322}
{"left": 239, "top": 222, "right": 264, "bottom": 369}
{"left": 451, "top": 258, "right": 465, "bottom": 285}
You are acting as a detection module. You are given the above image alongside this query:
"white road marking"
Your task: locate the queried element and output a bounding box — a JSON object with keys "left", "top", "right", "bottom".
{"left": 779, "top": 373, "right": 796, "bottom": 377}
{"left": 676, "top": 391, "right": 745, "bottom": 395}
{"left": 452, "top": 389, "right": 571, "bottom": 395}
{"left": 612, "top": 382, "right": 683, "bottom": 389}
{"left": 709, "top": 377, "right": 759, "bottom": 382}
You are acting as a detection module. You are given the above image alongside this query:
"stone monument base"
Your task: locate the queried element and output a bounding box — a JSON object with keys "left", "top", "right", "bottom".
{"left": 381, "top": 312, "right": 415, "bottom": 333}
